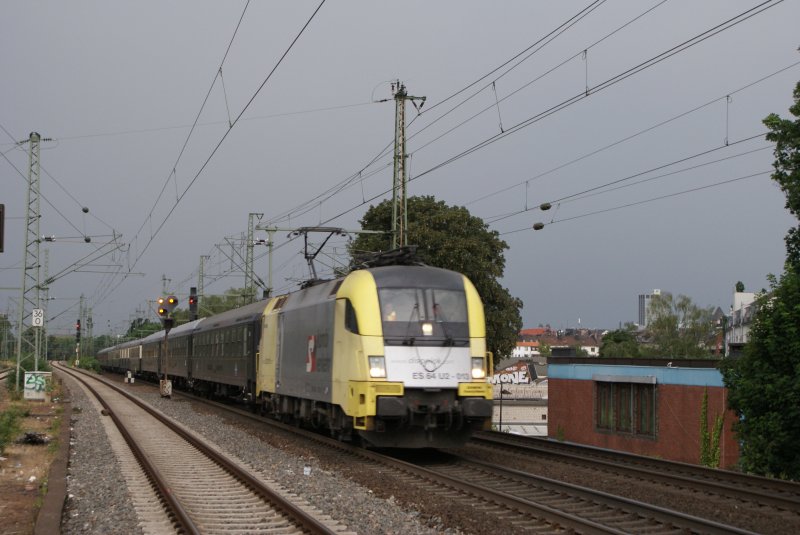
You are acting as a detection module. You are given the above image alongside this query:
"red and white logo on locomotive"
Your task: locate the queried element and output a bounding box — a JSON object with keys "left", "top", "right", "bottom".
{"left": 306, "top": 335, "right": 316, "bottom": 372}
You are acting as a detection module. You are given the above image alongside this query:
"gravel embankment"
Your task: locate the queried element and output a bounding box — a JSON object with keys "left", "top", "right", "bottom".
{"left": 60, "top": 373, "right": 462, "bottom": 535}
{"left": 61, "top": 374, "right": 143, "bottom": 535}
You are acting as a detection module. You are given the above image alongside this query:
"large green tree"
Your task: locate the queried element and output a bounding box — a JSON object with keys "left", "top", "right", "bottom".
{"left": 600, "top": 325, "right": 641, "bottom": 358}
{"left": 645, "top": 292, "right": 715, "bottom": 358}
{"left": 764, "top": 81, "right": 800, "bottom": 269}
{"left": 349, "top": 195, "right": 523, "bottom": 361}
{"left": 721, "top": 81, "right": 800, "bottom": 480}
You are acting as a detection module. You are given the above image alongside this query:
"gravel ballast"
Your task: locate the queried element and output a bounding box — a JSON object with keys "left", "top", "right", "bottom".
{"left": 60, "top": 372, "right": 461, "bottom": 535}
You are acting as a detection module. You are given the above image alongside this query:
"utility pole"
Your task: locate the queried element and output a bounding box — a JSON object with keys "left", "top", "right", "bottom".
{"left": 42, "top": 249, "right": 49, "bottom": 362}
{"left": 198, "top": 255, "right": 209, "bottom": 303}
{"left": 77, "top": 293, "right": 85, "bottom": 364}
{"left": 161, "top": 274, "right": 171, "bottom": 295}
{"left": 15, "top": 132, "right": 48, "bottom": 388}
{"left": 86, "top": 307, "right": 93, "bottom": 358}
{"left": 390, "top": 82, "right": 425, "bottom": 250}
{"left": 245, "top": 213, "right": 263, "bottom": 304}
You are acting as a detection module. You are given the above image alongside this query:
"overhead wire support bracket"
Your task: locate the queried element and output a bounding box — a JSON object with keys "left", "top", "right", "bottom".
{"left": 256, "top": 224, "right": 385, "bottom": 291}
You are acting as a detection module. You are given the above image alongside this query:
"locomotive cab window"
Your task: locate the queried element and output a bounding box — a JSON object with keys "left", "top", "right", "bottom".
{"left": 344, "top": 299, "right": 359, "bottom": 334}
{"left": 379, "top": 287, "right": 469, "bottom": 343}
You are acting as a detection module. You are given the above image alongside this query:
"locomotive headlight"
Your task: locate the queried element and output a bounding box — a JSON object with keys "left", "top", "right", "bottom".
{"left": 368, "top": 356, "right": 387, "bottom": 378}
{"left": 471, "top": 357, "right": 486, "bottom": 379}
{"left": 421, "top": 322, "right": 433, "bottom": 336}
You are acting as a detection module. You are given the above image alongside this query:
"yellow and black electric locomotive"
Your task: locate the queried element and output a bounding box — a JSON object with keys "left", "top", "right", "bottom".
{"left": 99, "top": 264, "right": 493, "bottom": 448}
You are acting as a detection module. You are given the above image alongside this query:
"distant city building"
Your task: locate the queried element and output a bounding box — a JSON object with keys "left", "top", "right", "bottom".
{"left": 512, "top": 340, "right": 540, "bottom": 359}
{"left": 726, "top": 291, "right": 757, "bottom": 356}
{"left": 514, "top": 326, "right": 602, "bottom": 360}
{"left": 638, "top": 289, "right": 661, "bottom": 327}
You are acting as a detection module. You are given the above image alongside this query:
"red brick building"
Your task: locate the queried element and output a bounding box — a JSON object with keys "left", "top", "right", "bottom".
{"left": 547, "top": 356, "right": 739, "bottom": 467}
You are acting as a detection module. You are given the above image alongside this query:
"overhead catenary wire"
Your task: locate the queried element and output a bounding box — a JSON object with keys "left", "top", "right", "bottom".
{"left": 94, "top": 0, "right": 660, "bottom": 303}
{"left": 0, "top": 122, "right": 104, "bottom": 243}
{"left": 96, "top": 0, "right": 327, "bottom": 307}
{"left": 304, "top": 0, "right": 784, "bottom": 234}
{"left": 263, "top": 0, "right": 614, "bottom": 227}
{"left": 405, "top": 0, "right": 668, "bottom": 152}
{"left": 465, "top": 59, "right": 800, "bottom": 209}
{"left": 485, "top": 132, "right": 770, "bottom": 225}
{"left": 106, "top": 1, "right": 787, "bottom": 319}
{"left": 132, "top": 0, "right": 254, "bottom": 255}
{"left": 499, "top": 170, "right": 772, "bottom": 236}
{"left": 0, "top": 102, "right": 375, "bottom": 147}
{"left": 404, "top": 0, "right": 784, "bottom": 192}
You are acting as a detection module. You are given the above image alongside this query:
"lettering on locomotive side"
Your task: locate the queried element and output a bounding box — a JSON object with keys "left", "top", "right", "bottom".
{"left": 412, "top": 372, "right": 472, "bottom": 381}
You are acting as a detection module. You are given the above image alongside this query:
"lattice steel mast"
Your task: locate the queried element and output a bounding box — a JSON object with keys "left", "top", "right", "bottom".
{"left": 390, "top": 82, "right": 425, "bottom": 249}
{"left": 15, "top": 132, "right": 44, "bottom": 387}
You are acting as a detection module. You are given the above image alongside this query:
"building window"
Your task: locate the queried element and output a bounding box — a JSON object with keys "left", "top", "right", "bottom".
{"left": 637, "top": 384, "right": 655, "bottom": 435}
{"left": 595, "top": 381, "right": 656, "bottom": 437}
{"left": 615, "top": 383, "right": 632, "bottom": 432}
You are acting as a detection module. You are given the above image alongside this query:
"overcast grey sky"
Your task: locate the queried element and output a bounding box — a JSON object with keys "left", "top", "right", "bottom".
{"left": 2, "top": 0, "right": 799, "bottom": 338}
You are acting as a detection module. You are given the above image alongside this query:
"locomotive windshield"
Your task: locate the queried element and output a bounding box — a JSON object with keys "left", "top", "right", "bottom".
{"left": 379, "top": 287, "right": 469, "bottom": 344}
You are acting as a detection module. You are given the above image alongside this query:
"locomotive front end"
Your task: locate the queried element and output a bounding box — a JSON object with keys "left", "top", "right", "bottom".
{"left": 338, "top": 265, "right": 492, "bottom": 448}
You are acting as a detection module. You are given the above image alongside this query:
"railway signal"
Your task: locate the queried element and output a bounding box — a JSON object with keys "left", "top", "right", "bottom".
{"left": 75, "top": 319, "right": 81, "bottom": 342}
{"left": 157, "top": 297, "right": 168, "bottom": 317}
{"left": 155, "top": 295, "right": 178, "bottom": 399}
{"left": 157, "top": 295, "right": 178, "bottom": 317}
{"left": 189, "top": 287, "right": 198, "bottom": 321}
{"left": 156, "top": 295, "right": 178, "bottom": 333}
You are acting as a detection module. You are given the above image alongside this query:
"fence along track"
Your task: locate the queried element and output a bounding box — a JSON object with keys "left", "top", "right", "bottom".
{"left": 54, "top": 363, "right": 346, "bottom": 535}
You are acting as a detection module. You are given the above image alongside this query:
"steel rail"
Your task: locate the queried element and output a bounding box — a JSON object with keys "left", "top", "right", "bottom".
{"left": 55, "top": 363, "right": 199, "bottom": 535}
{"left": 473, "top": 432, "right": 800, "bottom": 512}
{"left": 450, "top": 455, "right": 759, "bottom": 535}
{"left": 55, "top": 363, "right": 337, "bottom": 535}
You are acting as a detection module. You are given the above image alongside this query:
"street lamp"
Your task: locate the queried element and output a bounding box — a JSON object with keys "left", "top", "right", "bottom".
{"left": 499, "top": 387, "right": 512, "bottom": 432}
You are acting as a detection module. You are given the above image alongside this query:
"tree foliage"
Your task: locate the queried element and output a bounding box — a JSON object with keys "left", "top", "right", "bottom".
{"left": 193, "top": 288, "right": 256, "bottom": 318}
{"left": 722, "top": 272, "right": 800, "bottom": 479}
{"left": 600, "top": 326, "right": 641, "bottom": 358}
{"left": 127, "top": 318, "right": 161, "bottom": 339}
{"left": 120, "top": 288, "right": 255, "bottom": 343}
{"left": 349, "top": 196, "right": 523, "bottom": 361}
{"left": 644, "top": 292, "right": 715, "bottom": 358}
{"left": 763, "top": 81, "right": 800, "bottom": 269}
{"left": 721, "top": 81, "right": 800, "bottom": 480}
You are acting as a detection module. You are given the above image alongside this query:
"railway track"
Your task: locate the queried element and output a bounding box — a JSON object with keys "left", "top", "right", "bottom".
{"left": 123, "top": 381, "right": 760, "bottom": 534}
{"left": 413, "top": 452, "right": 758, "bottom": 535}
{"left": 81, "top": 370, "right": 797, "bottom": 533}
{"left": 53, "top": 363, "right": 347, "bottom": 535}
{"left": 470, "top": 431, "right": 800, "bottom": 513}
